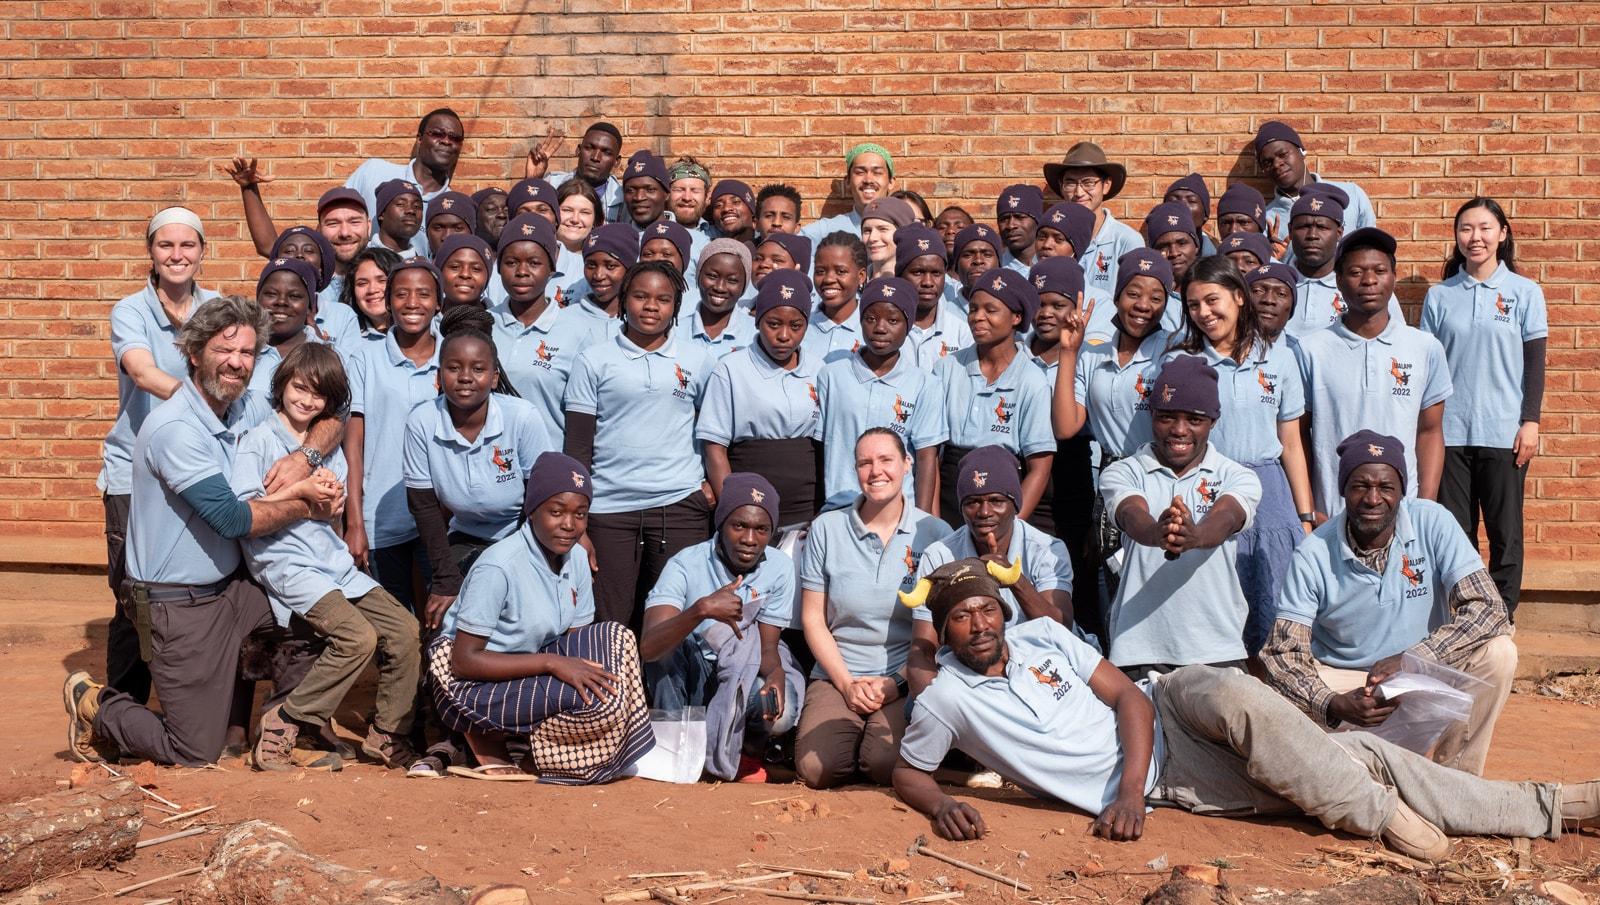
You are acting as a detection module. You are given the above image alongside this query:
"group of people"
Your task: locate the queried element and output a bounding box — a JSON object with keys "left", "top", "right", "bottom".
{"left": 62, "top": 108, "right": 1598, "bottom": 860}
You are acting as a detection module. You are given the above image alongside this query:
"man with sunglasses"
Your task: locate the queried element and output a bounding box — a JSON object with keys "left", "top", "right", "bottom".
{"left": 343, "top": 108, "right": 465, "bottom": 254}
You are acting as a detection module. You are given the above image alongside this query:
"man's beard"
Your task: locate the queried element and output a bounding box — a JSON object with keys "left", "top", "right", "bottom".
{"left": 952, "top": 632, "right": 1005, "bottom": 673}
{"left": 198, "top": 366, "right": 249, "bottom": 406}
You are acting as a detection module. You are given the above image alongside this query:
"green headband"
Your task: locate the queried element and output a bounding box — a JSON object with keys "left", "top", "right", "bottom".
{"left": 668, "top": 160, "right": 711, "bottom": 187}
{"left": 845, "top": 142, "right": 895, "bottom": 179}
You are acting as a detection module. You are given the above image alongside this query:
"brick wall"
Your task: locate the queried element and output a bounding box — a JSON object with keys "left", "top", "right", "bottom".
{"left": 1, "top": 0, "right": 1596, "bottom": 557}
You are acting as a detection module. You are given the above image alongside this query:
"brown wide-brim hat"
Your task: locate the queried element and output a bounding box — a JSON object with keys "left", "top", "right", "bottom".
{"left": 1043, "top": 141, "right": 1128, "bottom": 201}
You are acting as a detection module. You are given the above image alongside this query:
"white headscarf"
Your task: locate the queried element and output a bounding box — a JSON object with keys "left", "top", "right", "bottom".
{"left": 146, "top": 207, "right": 206, "bottom": 241}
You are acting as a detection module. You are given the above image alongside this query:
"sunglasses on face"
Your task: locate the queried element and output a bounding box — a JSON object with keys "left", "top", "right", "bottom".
{"left": 424, "top": 127, "right": 465, "bottom": 145}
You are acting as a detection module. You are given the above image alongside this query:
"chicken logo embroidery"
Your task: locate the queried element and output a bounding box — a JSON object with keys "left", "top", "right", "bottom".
{"left": 1134, "top": 373, "right": 1151, "bottom": 401}
{"left": 1095, "top": 251, "right": 1108, "bottom": 273}
{"left": 903, "top": 545, "right": 917, "bottom": 578}
{"left": 522, "top": 222, "right": 536, "bottom": 236}
{"left": 675, "top": 363, "right": 690, "bottom": 390}
{"left": 1401, "top": 554, "right": 1425, "bottom": 587}
{"left": 1166, "top": 213, "right": 1179, "bottom": 227}
{"left": 535, "top": 340, "right": 555, "bottom": 362}
{"left": 989, "top": 275, "right": 1007, "bottom": 292}
{"left": 1256, "top": 368, "right": 1276, "bottom": 396}
{"left": 1034, "top": 274, "right": 1047, "bottom": 289}
{"left": 1138, "top": 258, "right": 1153, "bottom": 272}
{"left": 1494, "top": 293, "right": 1511, "bottom": 318}
{"left": 1029, "top": 664, "right": 1064, "bottom": 689}
{"left": 440, "top": 197, "right": 455, "bottom": 210}
{"left": 779, "top": 284, "right": 795, "bottom": 300}
{"left": 655, "top": 222, "right": 670, "bottom": 235}
{"left": 491, "top": 446, "right": 513, "bottom": 474}
{"left": 1389, "top": 358, "right": 1410, "bottom": 387}
{"left": 633, "top": 160, "right": 646, "bottom": 173}
{"left": 1007, "top": 195, "right": 1020, "bottom": 209}
{"left": 939, "top": 342, "right": 950, "bottom": 358}
{"left": 750, "top": 488, "right": 765, "bottom": 503}
{"left": 1309, "top": 197, "right": 1324, "bottom": 212}
{"left": 1161, "top": 384, "right": 1176, "bottom": 404}
{"left": 893, "top": 394, "right": 910, "bottom": 424}
{"left": 1331, "top": 292, "right": 1347, "bottom": 315}
{"left": 881, "top": 284, "right": 896, "bottom": 297}
{"left": 1197, "top": 478, "right": 1219, "bottom": 505}
{"left": 917, "top": 237, "right": 932, "bottom": 252}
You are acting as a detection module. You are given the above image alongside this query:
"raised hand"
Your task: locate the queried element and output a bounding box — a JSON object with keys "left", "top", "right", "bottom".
{"left": 524, "top": 127, "right": 563, "bottom": 179}
{"left": 1056, "top": 294, "right": 1094, "bottom": 352}
{"left": 218, "top": 156, "right": 274, "bottom": 190}
{"left": 694, "top": 575, "right": 745, "bottom": 640}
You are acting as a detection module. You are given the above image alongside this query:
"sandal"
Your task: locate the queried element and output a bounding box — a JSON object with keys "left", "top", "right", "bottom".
{"left": 447, "top": 763, "right": 538, "bottom": 782}
{"left": 406, "top": 740, "right": 463, "bottom": 780}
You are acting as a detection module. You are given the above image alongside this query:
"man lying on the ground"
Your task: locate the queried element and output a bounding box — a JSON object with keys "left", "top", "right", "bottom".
{"left": 891, "top": 557, "right": 1596, "bottom": 861}
{"left": 1262, "top": 430, "right": 1516, "bottom": 776}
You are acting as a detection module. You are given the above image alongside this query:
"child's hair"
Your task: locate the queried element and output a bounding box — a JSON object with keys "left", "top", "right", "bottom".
{"left": 618, "top": 260, "right": 687, "bottom": 334}
{"left": 756, "top": 183, "right": 803, "bottom": 213}
{"left": 817, "top": 231, "right": 869, "bottom": 271}
{"left": 270, "top": 342, "right": 351, "bottom": 423}
{"left": 439, "top": 305, "right": 520, "bottom": 398}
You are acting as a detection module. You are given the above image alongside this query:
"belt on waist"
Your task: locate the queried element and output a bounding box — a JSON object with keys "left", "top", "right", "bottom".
{"left": 139, "top": 578, "right": 230, "bottom": 602}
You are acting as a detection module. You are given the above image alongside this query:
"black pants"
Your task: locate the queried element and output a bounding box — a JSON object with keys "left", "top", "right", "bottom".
{"left": 1052, "top": 434, "right": 1102, "bottom": 641}
{"left": 102, "top": 493, "right": 150, "bottom": 703}
{"left": 588, "top": 491, "right": 712, "bottom": 630}
{"left": 371, "top": 539, "right": 427, "bottom": 620}
{"left": 1439, "top": 446, "right": 1526, "bottom": 616}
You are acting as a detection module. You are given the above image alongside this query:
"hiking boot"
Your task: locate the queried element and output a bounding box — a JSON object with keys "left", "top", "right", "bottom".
{"left": 63, "top": 671, "right": 113, "bottom": 763}
{"left": 1381, "top": 800, "right": 1450, "bottom": 861}
{"left": 1560, "top": 779, "right": 1600, "bottom": 828}
{"left": 361, "top": 725, "right": 418, "bottom": 769}
{"left": 252, "top": 704, "right": 301, "bottom": 772}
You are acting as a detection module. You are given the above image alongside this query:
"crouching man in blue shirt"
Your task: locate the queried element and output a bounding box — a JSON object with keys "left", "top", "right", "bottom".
{"left": 893, "top": 558, "right": 1600, "bottom": 862}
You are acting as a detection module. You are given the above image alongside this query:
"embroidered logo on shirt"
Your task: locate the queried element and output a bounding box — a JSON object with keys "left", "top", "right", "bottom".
{"left": 1494, "top": 293, "right": 1512, "bottom": 322}
{"left": 1133, "top": 373, "right": 1152, "bottom": 410}
{"left": 673, "top": 362, "right": 692, "bottom": 399}
{"left": 892, "top": 394, "right": 911, "bottom": 424}
{"left": 1331, "top": 292, "right": 1347, "bottom": 316}
{"left": 1095, "top": 251, "right": 1108, "bottom": 274}
{"left": 1401, "top": 554, "right": 1425, "bottom": 588}
{"left": 904, "top": 545, "right": 917, "bottom": 578}
{"left": 491, "top": 445, "right": 513, "bottom": 474}
{"left": 1029, "top": 659, "right": 1071, "bottom": 700}
{"left": 1256, "top": 367, "right": 1277, "bottom": 399}
{"left": 807, "top": 382, "right": 818, "bottom": 407}
{"left": 992, "top": 397, "right": 1013, "bottom": 430}
{"left": 535, "top": 340, "right": 557, "bottom": 364}
{"left": 1197, "top": 478, "right": 1219, "bottom": 505}
{"left": 1389, "top": 358, "right": 1413, "bottom": 397}
{"left": 939, "top": 341, "right": 950, "bottom": 358}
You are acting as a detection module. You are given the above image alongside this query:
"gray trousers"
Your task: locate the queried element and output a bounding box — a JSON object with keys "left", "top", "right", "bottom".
{"left": 95, "top": 575, "right": 318, "bottom": 767}
{"left": 282, "top": 588, "right": 420, "bottom": 735}
{"left": 1150, "top": 666, "right": 1561, "bottom": 840}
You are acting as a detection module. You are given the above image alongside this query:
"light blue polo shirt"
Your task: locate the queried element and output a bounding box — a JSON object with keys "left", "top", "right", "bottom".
{"left": 813, "top": 350, "right": 948, "bottom": 510}
{"left": 913, "top": 520, "right": 1072, "bottom": 626}
{"left": 1420, "top": 263, "right": 1548, "bottom": 448}
{"left": 548, "top": 170, "right": 624, "bottom": 224}
{"left": 1287, "top": 268, "right": 1405, "bottom": 338}
{"left": 679, "top": 304, "right": 757, "bottom": 361}
{"left": 564, "top": 333, "right": 712, "bottom": 513}
{"left": 550, "top": 244, "right": 587, "bottom": 304}
{"left": 347, "top": 329, "right": 440, "bottom": 547}
{"left": 1297, "top": 317, "right": 1452, "bottom": 514}
{"left": 801, "top": 209, "right": 863, "bottom": 248}
{"left": 1277, "top": 498, "right": 1486, "bottom": 670}
{"left": 1171, "top": 339, "right": 1306, "bottom": 464}
{"left": 1073, "top": 329, "right": 1172, "bottom": 458}
{"left": 1100, "top": 442, "right": 1262, "bottom": 667}
{"left": 101, "top": 284, "right": 223, "bottom": 495}
{"left": 233, "top": 417, "right": 378, "bottom": 626}
{"left": 313, "top": 298, "right": 361, "bottom": 355}
{"left": 901, "top": 619, "right": 1163, "bottom": 814}
{"left": 800, "top": 305, "right": 863, "bottom": 364}
{"left": 696, "top": 343, "right": 821, "bottom": 446}
{"left": 489, "top": 298, "right": 616, "bottom": 447}
{"left": 1160, "top": 290, "right": 1185, "bottom": 334}
{"left": 1000, "top": 250, "right": 1033, "bottom": 277}
{"left": 644, "top": 539, "right": 795, "bottom": 641}
{"left": 439, "top": 522, "right": 594, "bottom": 653}
{"left": 908, "top": 302, "right": 974, "bottom": 371}
{"left": 934, "top": 346, "right": 1055, "bottom": 457}
{"left": 1265, "top": 176, "right": 1377, "bottom": 248}
{"left": 1079, "top": 284, "right": 1119, "bottom": 348}
{"left": 403, "top": 394, "right": 553, "bottom": 541}
{"left": 799, "top": 499, "right": 952, "bottom": 678}
{"left": 1079, "top": 211, "right": 1143, "bottom": 299}
{"left": 126, "top": 379, "right": 272, "bottom": 585}
{"left": 344, "top": 157, "right": 445, "bottom": 257}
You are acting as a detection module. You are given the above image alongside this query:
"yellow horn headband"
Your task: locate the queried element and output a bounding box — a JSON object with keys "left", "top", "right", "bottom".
{"left": 897, "top": 558, "right": 1022, "bottom": 609}
{"left": 898, "top": 578, "right": 932, "bottom": 608}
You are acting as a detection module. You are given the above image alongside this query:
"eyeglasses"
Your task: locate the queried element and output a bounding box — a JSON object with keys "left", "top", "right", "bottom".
{"left": 424, "top": 127, "right": 465, "bottom": 145}
{"left": 1058, "top": 177, "right": 1108, "bottom": 193}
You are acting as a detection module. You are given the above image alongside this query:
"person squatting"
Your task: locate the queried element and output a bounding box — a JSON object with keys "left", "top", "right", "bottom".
{"left": 66, "top": 110, "right": 1595, "bottom": 863}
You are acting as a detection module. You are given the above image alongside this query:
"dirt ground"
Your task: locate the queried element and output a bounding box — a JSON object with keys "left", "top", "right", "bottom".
{"left": 3, "top": 638, "right": 1598, "bottom": 904}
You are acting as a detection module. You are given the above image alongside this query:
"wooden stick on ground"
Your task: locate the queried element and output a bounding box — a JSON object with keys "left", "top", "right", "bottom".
{"left": 899, "top": 893, "right": 963, "bottom": 904}
{"left": 601, "top": 872, "right": 796, "bottom": 903}
{"left": 112, "top": 866, "right": 203, "bottom": 896}
{"left": 909, "top": 837, "right": 1031, "bottom": 893}
{"left": 134, "top": 826, "right": 209, "bottom": 850}
{"left": 729, "top": 887, "right": 878, "bottom": 905}
{"left": 741, "top": 862, "right": 855, "bottom": 881}
{"left": 648, "top": 889, "right": 692, "bottom": 905}
{"left": 749, "top": 795, "right": 806, "bottom": 806}
{"left": 97, "top": 763, "right": 183, "bottom": 811}
{"left": 158, "top": 805, "right": 216, "bottom": 825}
{"left": 628, "top": 871, "right": 710, "bottom": 880}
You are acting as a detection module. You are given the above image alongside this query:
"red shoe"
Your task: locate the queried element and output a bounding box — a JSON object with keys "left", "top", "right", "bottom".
{"left": 734, "top": 754, "right": 769, "bottom": 783}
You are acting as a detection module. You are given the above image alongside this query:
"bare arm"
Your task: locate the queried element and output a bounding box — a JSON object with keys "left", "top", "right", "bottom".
{"left": 801, "top": 587, "right": 854, "bottom": 691}
{"left": 341, "top": 414, "right": 369, "bottom": 569}
{"left": 1016, "top": 451, "right": 1053, "bottom": 520}
{"left": 118, "top": 349, "right": 183, "bottom": 400}
{"left": 908, "top": 619, "right": 939, "bottom": 697}
{"left": 217, "top": 157, "right": 281, "bottom": 258}
{"left": 1415, "top": 402, "right": 1445, "bottom": 501}
{"left": 913, "top": 447, "right": 939, "bottom": 513}
{"left": 1277, "top": 417, "right": 1315, "bottom": 533}
{"left": 703, "top": 442, "right": 732, "bottom": 500}
{"left": 1085, "top": 658, "right": 1154, "bottom": 841}
{"left": 893, "top": 759, "right": 988, "bottom": 841}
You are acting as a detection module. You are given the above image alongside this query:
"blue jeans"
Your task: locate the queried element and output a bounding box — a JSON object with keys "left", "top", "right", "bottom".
{"left": 647, "top": 636, "right": 800, "bottom": 736}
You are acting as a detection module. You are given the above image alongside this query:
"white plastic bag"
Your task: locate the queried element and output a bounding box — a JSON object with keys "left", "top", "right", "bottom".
{"left": 627, "top": 707, "right": 708, "bottom": 783}
{"left": 1353, "top": 652, "right": 1488, "bottom": 758}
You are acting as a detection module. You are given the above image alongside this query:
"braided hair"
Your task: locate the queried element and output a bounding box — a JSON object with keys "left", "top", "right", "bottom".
{"left": 438, "top": 305, "right": 520, "bottom": 398}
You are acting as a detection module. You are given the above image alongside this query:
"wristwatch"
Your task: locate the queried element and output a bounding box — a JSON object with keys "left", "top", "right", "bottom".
{"left": 1297, "top": 512, "right": 1316, "bottom": 525}
{"left": 893, "top": 674, "right": 910, "bottom": 700}
{"left": 298, "top": 446, "right": 326, "bottom": 469}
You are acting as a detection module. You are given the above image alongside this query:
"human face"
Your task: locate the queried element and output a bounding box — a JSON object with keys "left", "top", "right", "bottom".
{"left": 623, "top": 176, "right": 667, "bottom": 226}
{"left": 1250, "top": 279, "right": 1294, "bottom": 339}
{"left": 426, "top": 213, "right": 471, "bottom": 253}
{"left": 278, "top": 373, "right": 328, "bottom": 432}
{"left": 967, "top": 291, "right": 1020, "bottom": 346}
{"left": 719, "top": 506, "right": 773, "bottom": 572}
{"left": 1033, "top": 226, "right": 1074, "bottom": 261}
{"left": 697, "top": 253, "right": 747, "bottom": 315}
{"left": 712, "top": 194, "right": 754, "bottom": 237}
{"left": 757, "top": 196, "right": 800, "bottom": 236}
{"left": 352, "top": 259, "right": 389, "bottom": 327}
{"left": 1216, "top": 213, "right": 1260, "bottom": 239}
{"left": 417, "top": 113, "right": 464, "bottom": 173}
{"left": 1183, "top": 281, "right": 1240, "bottom": 347}
{"left": 575, "top": 129, "right": 621, "bottom": 185}
{"left": 387, "top": 268, "right": 440, "bottom": 338}
{"left": 1055, "top": 167, "right": 1110, "bottom": 211}
{"left": 275, "top": 232, "right": 322, "bottom": 274}
{"left": 1165, "top": 188, "right": 1207, "bottom": 233}
{"left": 640, "top": 238, "right": 685, "bottom": 274}
{"left": 258, "top": 270, "right": 311, "bottom": 343}
{"left": 861, "top": 219, "right": 896, "bottom": 266}
{"left": 1289, "top": 214, "right": 1341, "bottom": 273}
{"left": 854, "top": 432, "right": 909, "bottom": 504}
{"left": 944, "top": 596, "right": 1007, "bottom": 673}
{"left": 935, "top": 208, "right": 973, "bottom": 255}
{"left": 1343, "top": 462, "right": 1402, "bottom": 546}
{"left": 751, "top": 242, "right": 796, "bottom": 286}
{"left": 148, "top": 224, "right": 204, "bottom": 287}
{"left": 497, "top": 241, "right": 553, "bottom": 306}
{"left": 557, "top": 196, "right": 597, "bottom": 247}
{"left": 441, "top": 248, "right": 488, "bottom": 309}
{"left": 531, "top": 491, "right": 589, "bottom": 557}
{"left": 319, "top": 203, "right": 370, "bottom": 266}
{"left": 860, "top": 301, "right": 909, "bottom": 357}
{"left": 668, "top": 178, "right": 708, "bottom": 226}
{"left": 956, "top": 242, "right": 997, "bottom": 289}
{"left": 960, "top": 492, "right": 1016, "bottom": 542}
{"left": 622, "top": 270, "right": 677, "bottom": 339}
{"left": 1152, "top": 231, "right": 1199, "bottom": 283}
{"left": 996, "top": 212, "right": 1038, "bottom": 256}
{"left": 813, "top": 246, "right": 864, "bottom": 314}
{"left": 847, "top": 152, "right": 892, "bottom": 209}
{"left": 379, "top": 193, "right": 422, "bottom": 242}
{"left": 1256, "top": 139, "right": 1305, "bottom": 192}
{"left": 1151, "top": 410, "right": 1213, "bottom": 474}
{"left": 1455, "top": 205, "right": 1507, "bottom": 271}
{"left": 1335, "top": 248, "right": 1396, "bottom": 318}
{"left": 440, "top": 334, "right": 495, "bottom": 413}
{"left": 515, "top": 199, "right": 557, "bottom": 225}
{"left": 1033, "top": 292, "right": 1070, "bottom": 345}
{"left": 757, "top": 306, "right": 807, "bottom": 364}
{"left": 192, "top": 324, "right": 258, "bottom": 408}
{"left": 475, "top": 193, "right": 508, "bottom": 244}
{"left": 1116, "top": 275, "right": 1166, "bottom": 338}
{"left": 1224, "top": 249, "right": 1263, "bottom": 272}
{"left": 903, "top": 256, "right": 946, "bottom": 316}
{"left": 583, "top": 253, "right": 626, "bottom": 304}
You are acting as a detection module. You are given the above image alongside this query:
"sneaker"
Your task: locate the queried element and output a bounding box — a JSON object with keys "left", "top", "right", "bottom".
{"left": 1560, "top": 779, "right": 1600, "bottom": 828}
{"left": 252, "top": 704, "right": 301, "bottom": 772}
{"left": 63, "top": 671, "right": 111, "bottom": 763}
{"left": 1381, "top": 800, "right": 1450, "bottom": 861}
{"left": 361, "top": 726, "right": 418, "bottom": 769}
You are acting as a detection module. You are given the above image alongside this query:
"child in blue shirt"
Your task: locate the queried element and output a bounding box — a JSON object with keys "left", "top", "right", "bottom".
{"left": 803, "top": 232, "right": 869, "bottom": 363}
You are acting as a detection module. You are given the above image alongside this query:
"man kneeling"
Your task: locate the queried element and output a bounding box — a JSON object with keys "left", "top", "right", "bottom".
{"left": 892, "top": 558, "right": 1597, "bottom": 861}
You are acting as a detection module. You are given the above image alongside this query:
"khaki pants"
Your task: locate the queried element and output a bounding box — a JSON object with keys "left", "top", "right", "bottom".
{"left": 281, "top": 588, "right": 420, "bottom": 735}
{"left": 1316, "top": 634, "right": 1517, "bottom": 776}
{"left": 794, "top": 679, "right": 906, "bottom": 789}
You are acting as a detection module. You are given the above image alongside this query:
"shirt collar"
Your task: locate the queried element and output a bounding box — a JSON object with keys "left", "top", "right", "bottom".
{"left": 848, "top": 347, "right": 909, "bottom": 384}
{"left": 616, "top": 331, "right": 677, "bottom": 360}
{"left": 1335, "top": 498, "right": 1417, "bottom": 567}
{"left": 688, "top": 307, "right": 749, "bottom": 342}
{"left": 1274, "top": 172, "right": 1328, "bottom": 201}
{"left": 517, "top": 522, "right": 572, "bottom": 579}
{"left": 178, "top": 377, "right": 238, "bottom": 436}
{"left": 1131, "top": 440, "right": 1222, "bottom": 478}
{"left": 431, "top": 393, "right": 507, "bottom": 446}
{"left": 383, "top": 326, "right": 441, "bottom": 368}
{"left": 1199, "top": 338, "right": 1266, "bottom": 368}
{"left": 1459, "top": 262, "right": 1510, "bottom": 291}
{"left": 934, "top": 645, "right": 1013, "bottom": 687}
{"left": 960, "top": 346, "right": 1028, "bottom": 389}
{"left": 139, "top": 281, "right": 197, "bottom": 328}
{"left": 1328, "top": 312, "right": 1399, "bottom": 347}
{"left": 403, "top": 158, "right": 450, "bottom": 195}
{"left": 848, "top": 497, "right": 918, "bottom": 541}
